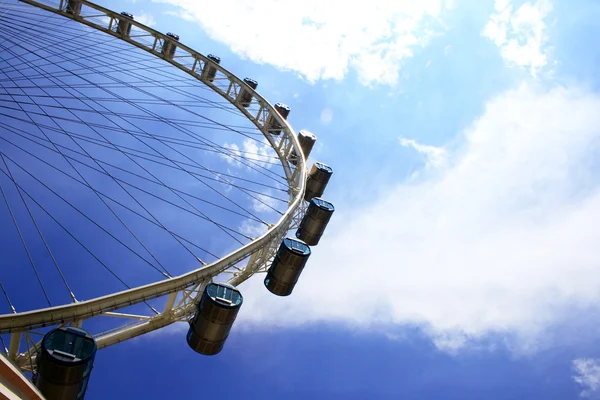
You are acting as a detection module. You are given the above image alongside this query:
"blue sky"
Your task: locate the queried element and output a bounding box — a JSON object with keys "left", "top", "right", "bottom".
{"left": 3, "top": 0, "right": 600, "bottom": 398}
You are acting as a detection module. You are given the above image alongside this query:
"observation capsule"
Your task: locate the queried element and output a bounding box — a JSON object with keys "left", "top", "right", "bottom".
{"left": 33, "top": 327, "right": 97, "bottom": 400}
{"left": 203, "top": 54, "right": 221, "bottom": 82}
{"left": 265, "top": 238, "right": 311, "bottom": 297}
{"left": 266, "top": 103, "right": 291, "bottom": 135}
{"left": 117, "top": 12, "right": 134, "bottom": 37}
{"left": 304, "top": 162, "right": 333, "bottom": 201}
{"left": 162, "top": 32, "right": 179, "bottom": 60}
{"left": 187, "top": 282, "right": 243, "bottom": 356}
{"left": 296, "top": 197, "right": 334, "bottom": 246}
{"left": 238, "top": 78, "right": 258, "bottom": 107}
{"left": 66, "top": 0, "right": 81, "bottom": 15}
{"left": 290, "top": 130, "right": 317, "bottom": 166}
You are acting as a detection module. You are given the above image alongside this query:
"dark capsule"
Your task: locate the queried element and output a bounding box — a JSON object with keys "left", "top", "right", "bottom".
{"left": 304, "top": 162, "right": 333, "bottom": 201}
{"left": 265, "top": 238, "right": 311, "bottom": 296}
{"left": 34, "top": 327, "right": 97, "bottom": 400}
{"left": 66, "top": 0, "right": 81, "bottom": 15}
{"left": 238, "top": 78, "right": 258, "bottom": 107}
{"left": 296, "top": 197, "right": 334, "bottom": 246}
{"left": 117, "top": 12, "right": 134, "bottom": 37}
{"left": 266, "top": 103, "right": 291, "bottom": 135}
{"left": 162, "top": 32, "right": 180, "bottom": 59}
{"left": 290, "top": 130, "right": 317, "bottom": 166}
{"left": 187, "top": 282, "right": 243, "bottom": 356}
{"left": 203, "top": 54, "right": 221, "bottom": 82}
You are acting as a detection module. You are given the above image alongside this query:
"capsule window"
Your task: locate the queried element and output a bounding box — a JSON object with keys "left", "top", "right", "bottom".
{"left": 315, "top": 162, "right": 333, "bottom": 173}
{"left": 284, "top": 237, "right": 310, "bottom": 255}
{"left": 77, "top": 379, "right": 89, "bottom": 399}
{"left": 313, "top": 197, "right": 335, "bottom": 211}
{"left": 205, "top": 283, "right": 242, "bottom": 307}
{"left": 44, "top": 328, "right": 95, "bottom": 362}
{"left": 83, "top": 359, "right": 93, "bottom": 378}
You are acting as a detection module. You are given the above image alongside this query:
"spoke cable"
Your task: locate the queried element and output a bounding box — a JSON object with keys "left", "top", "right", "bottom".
{"left": 0, "top": 180, "right": 51, "bottom": 307}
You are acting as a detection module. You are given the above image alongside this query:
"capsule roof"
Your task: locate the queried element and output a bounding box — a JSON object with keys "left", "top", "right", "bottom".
{"left": 311, "top": 197, "right": 335, "bottom": 211}
{"left": 275, "top": 103, "right": 291, "bottom": 111}
{"left": 207, "top": 54, "right": 221, "bottom": 63}
{"left": 166, "top": 32, "right": 179, "bottom": 40}
{"left": 244, "top": 77, "right": 258, "bottom": 85}
{"left": 205, "top": 282, "right": 243, "bottom": 307}
{"left": 213, "top": 281, "right": 236, "bottom": 290}
{"left": 120, "top": 11, "right": 133, "bottom": 18}
{"left": 314, "top": 162, "right": 333, "bottom": 173}
{"left": 282, "top": 237, "right": 311, "bottom": 255}
{"left": 41, "top": 327, "right": 96, "bottom": 365}
{"left": 299, "top": 130, "right": 317, "bottom": 140}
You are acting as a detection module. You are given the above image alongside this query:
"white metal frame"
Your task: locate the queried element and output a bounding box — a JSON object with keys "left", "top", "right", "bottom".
{"left": 0, "top": 0, "right": 309, "bottom": 370}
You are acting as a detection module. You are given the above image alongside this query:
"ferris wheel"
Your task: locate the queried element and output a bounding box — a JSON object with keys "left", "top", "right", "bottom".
{"left": 0, "top": 0, "right": 335, "bottom": 398}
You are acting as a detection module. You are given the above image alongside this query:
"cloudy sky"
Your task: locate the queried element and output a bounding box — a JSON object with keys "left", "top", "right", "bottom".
{"left": 92, "top": 0, "right": 600, "bottom": 397}
{"left": 4, "top": 0, "right": 600, "bottom": 397}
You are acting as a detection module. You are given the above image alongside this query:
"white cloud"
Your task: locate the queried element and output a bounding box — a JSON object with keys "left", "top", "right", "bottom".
{"left": 221, "top": 139, "right": 274, "bottom": 170}
{"left": 237, "top": 83, "right": 600, "bottom": 353}
{"left": 239, "top": 219, "right": 268, "bottom": 238}
{"left": 432, "top": 333, "right": 469, "bottom": 354}
{"left": 241, "top": 139, "right": 273, "bottom": 168}
{"left": 153, "top": 0, "right": 454, "bottom": 85}
{"left": 400, "top": 138, "right": 447, "bottom": 168}
{"left": 135, "top": 12, "right": 156, "bottom": 27}
{"left": 574, "top": 359, "right": 600, "bottom": 398}
{"left": 251, "top": 191, "right": 279, "bottom": 213}
{"left": 320, "top": 108, "right": 333, "bottom": 126}
{"left": 483, "top": 0, "right": 552, "bottom": 76}
{"left": 222, "top": 143, "right": 242, "bottom": 167}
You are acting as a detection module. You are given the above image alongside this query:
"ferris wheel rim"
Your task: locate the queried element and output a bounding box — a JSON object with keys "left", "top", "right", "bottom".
{"left": 0, "top": 0, "right": 307, "bottom": 334}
